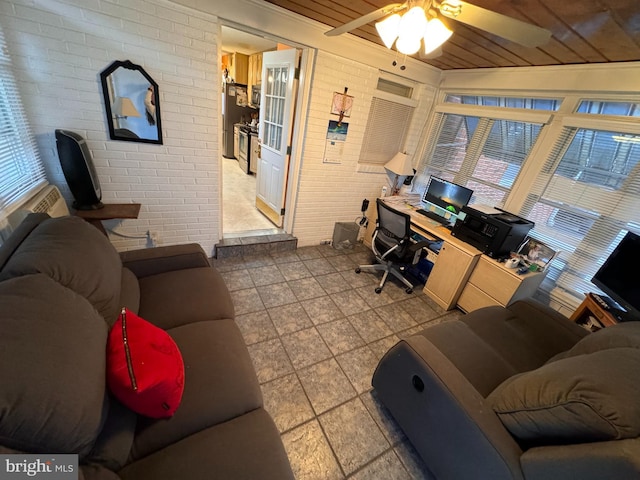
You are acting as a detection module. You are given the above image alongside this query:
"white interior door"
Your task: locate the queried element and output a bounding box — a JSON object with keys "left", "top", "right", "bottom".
{"left": 256, "top": 48, "right": 298, "bottom": 227}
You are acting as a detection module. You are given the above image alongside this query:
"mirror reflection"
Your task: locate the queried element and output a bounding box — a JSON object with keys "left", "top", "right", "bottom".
{"left": 100, "top": 60, "right": 162, "bottom": 144}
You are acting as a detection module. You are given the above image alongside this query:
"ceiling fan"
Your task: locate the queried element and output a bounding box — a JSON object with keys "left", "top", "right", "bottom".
{"left": 325, "top": 0, "right": 552, "bottom": 57}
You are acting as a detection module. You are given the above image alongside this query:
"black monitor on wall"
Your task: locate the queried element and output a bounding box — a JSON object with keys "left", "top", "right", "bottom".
{"left": 422, "top": 176, "right": 473, "bottom": 215}
{"left": 591, "top": 231, "right": 640, "bottom": 322}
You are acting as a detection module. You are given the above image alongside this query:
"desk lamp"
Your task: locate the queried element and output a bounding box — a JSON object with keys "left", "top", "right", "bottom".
{"left": 385, "top": 152, "right": 414, "bottom": 195}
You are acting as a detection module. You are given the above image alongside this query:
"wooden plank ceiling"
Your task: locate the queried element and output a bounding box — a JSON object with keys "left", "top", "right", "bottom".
{"left": 262, "top": 0, "right": 640, "bottom": 70}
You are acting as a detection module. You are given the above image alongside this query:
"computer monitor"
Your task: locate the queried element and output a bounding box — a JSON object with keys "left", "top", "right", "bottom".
{"left": 422, "top": 176, "right": 473, "bottom": 215}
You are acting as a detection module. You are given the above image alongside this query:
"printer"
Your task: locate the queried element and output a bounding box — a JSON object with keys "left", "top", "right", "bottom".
{"left": 451, "top": 206, "right": 534, "bottom": 258}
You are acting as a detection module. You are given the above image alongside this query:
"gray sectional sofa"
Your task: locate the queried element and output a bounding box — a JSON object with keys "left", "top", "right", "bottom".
{"left": 0, "top": 213, "right": 294, "bottom": 480}
{"left": 373, "top": 298, "right": 640, "bottom": 479}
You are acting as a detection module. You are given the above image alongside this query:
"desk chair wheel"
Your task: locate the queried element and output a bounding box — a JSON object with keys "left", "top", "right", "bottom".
{"left": 375, "top": 287, "right": 382, "bottom": 294}
{"left": 405, "top": 287, "right": 413, "bottom": 294}
{"left": 355, "top": 267, "right": 361, "bottom": 273}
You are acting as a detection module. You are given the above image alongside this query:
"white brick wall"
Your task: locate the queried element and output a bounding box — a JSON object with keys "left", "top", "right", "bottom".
{"left": 2, "top": 0, "right": 220, "bottom": 254}
{"left": 2, "top": 0, "right": 438, "bottom": 253}
{"left": 292, "top": 51, "right": 436, "bottom": 246}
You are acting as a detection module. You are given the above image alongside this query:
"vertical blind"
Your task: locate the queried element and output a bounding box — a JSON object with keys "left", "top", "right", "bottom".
{"left": 0, "top": 28, "right": 46, "bottom": 216}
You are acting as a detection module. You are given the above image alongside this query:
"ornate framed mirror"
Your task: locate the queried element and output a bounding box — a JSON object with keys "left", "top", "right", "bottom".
{"left": 99, "top": 60, "right": 162, "bottom": 144}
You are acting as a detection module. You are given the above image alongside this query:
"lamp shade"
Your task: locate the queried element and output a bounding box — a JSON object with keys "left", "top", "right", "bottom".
{"left": 423, "top": 18, "right": 453, "bottom": 54}
{"left": 375, "top": 14, "right": 401, "bottom": 49}
{"left": 112, "top": 97, "right": 141, "bottom": 118}
{"left": 384, "top": 152, "right": 414, "bottom": 176}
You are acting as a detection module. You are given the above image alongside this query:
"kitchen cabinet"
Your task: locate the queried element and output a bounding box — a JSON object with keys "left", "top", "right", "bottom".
{"left": 247, "top": 52, "right": 263, "bottom": 102}
{"left": 457, "top": 256, "right": 546, "bottom": 312}
{"left": 223, "top": 53, "right": 248, "bottom": 84}
{"left": 424, "top": 241, "right": 479, "bottom": 310}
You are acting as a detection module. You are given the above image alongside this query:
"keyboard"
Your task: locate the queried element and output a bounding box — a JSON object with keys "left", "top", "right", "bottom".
{"left": 416, "top": 209, "right": 451, "bottom": 225}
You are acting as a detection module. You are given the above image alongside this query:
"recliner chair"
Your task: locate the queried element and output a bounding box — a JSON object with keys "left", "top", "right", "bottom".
{"left": 372, "top": 298, "right": 640, "bottom": 479}
{"left": 356, "top": 198, "right": 430, "bottom": 294}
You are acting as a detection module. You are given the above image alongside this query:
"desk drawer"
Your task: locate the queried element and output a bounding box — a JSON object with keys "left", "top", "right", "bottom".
{"left": 467, "top": 258, "right": 519, "bottom": 305}
{"left": 458, "top": 283, "right": 501, "bottom": 312}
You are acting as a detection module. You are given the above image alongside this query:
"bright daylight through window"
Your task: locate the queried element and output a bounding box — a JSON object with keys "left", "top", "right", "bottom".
{"left": 0, "top": 27, "right": 46, "bottom": 219}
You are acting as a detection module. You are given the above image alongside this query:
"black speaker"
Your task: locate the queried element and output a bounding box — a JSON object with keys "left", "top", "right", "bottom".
{"left": 55, "top": 129, "right": 103, "bottom": 210}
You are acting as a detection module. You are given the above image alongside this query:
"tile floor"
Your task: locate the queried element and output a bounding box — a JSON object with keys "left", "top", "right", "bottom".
{"left": 212, "top": 243, "right": 464, "bottom": 480}
{"left": 222, "top": 156, "right": 279, "bottom": 234}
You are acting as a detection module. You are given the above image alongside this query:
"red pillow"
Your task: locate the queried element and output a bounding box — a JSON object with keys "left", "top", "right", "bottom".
{"left": 107, "top": 308, "right": 184, "bottom": 418}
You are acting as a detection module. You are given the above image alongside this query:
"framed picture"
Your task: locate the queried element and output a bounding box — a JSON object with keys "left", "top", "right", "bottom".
{"left": 517, "top": 237, "right": 557, "bottom": 271}
{"left": 331, "top": 91, "right": 354, "bottom": 117}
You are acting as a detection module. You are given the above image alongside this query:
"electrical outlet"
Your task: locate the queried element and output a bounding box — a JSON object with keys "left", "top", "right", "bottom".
{"left": 147, "top": 230, "right": 160, "bottom": 247}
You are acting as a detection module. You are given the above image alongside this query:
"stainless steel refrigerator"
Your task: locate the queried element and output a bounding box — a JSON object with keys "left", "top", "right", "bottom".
{"left": 222, "top": 83, "right": 252, "bottom": 158}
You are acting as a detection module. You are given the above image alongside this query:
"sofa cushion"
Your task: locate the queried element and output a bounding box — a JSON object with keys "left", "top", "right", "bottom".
{"left": 0, "top": 274, "right": 109, "bottom": 456}
{"left": 460, "top": 300, "right": 588, "bottom": 374}
{"left": 137, "top": 267, "right": 234, "bottom": 330}
{"left": 86, "top": 396, "right": 137, "bottom": 472}
{"left": 489, "top": 347, "right": 640, "bottom": 444}
{"left": 0, "top": 216, "right": 123, "bottom": 323}
{"left": 129, "top": 319, "right": 262, "bottom": 460}
{"left": 118, "top": 267, "right": 140, "bottom": 320}
{"left": 119, "top": 408, "right": 294, "bottom": 480}
{"left": 107, "top": 309, "right": 185, "bottom": 418}
{"left": 0, "top": 212, "right": 49, "bottom": 271}
{"left": 548, "top": 321, "right": 640, "bottom": 362}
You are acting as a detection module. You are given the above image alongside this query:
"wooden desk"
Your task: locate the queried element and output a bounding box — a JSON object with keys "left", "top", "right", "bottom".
{"left": 365, "top": 196, "right": 545, "bottom": 311}
{"left": 570, "top": 293, "right": 618, "bottom": 330}
{"left": 75, "top": 203, "right": 141, "bottom": 236}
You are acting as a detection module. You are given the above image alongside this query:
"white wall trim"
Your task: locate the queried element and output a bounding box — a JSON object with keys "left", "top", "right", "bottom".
{"left": 284, "top": 47, "right": 315, "bottom": 234}
{"left": 440, "top": 62, "right": 640, "bottom": 94}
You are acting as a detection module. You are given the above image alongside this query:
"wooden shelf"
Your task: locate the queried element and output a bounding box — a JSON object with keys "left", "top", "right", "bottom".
{"left": 75, "top": 203, "right": 141, "bottom": 235}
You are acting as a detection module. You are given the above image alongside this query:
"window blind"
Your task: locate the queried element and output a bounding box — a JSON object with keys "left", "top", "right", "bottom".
{"left": 516, "top": 126, "right": 640, "bottom": 296}
{"left": 0, "top": 28, "right": 46, "bottom": 216}
{"left": 417, "top": 112, "right": 543, "bottom": 207}
{"left": 359, "top": 97, "right": 414, "bottom": 166}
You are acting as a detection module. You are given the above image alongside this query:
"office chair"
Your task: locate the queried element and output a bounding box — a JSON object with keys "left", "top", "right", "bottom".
{"left": 356, "top": 199, "right": 431, "bottom": 294}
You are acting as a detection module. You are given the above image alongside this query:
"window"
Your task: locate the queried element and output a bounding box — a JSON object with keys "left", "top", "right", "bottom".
{"left": 445, "top": 94, "right": 560, "bottom": 111}
{"left": 359, "top": 75, "right": 417, "bottom": 169}
{"left": 417, "top": 111, "right": 545, "bottom": 207}
{"left": 517, "top": 126, "right": 640, "bottom": 297}
{"left": 0, "top": 27, "right": 46, "bottom": 217}
{"left": 577, "top": 100, "right": 640, "bottom": 116}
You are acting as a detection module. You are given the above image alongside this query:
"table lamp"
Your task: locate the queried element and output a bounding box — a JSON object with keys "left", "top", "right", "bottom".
{"left": 384, "top": 152, "right": 414, "bottom": 195}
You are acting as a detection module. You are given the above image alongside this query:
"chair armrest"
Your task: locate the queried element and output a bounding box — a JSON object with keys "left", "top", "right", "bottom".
{"left": 521, "top": 437, "right": 640, "bottom": 479}
{"left": 372, "top": 334, "right": 524, "bottom": 480}
{"left": 120, "top": 243, "right": 210, "bottom": 278}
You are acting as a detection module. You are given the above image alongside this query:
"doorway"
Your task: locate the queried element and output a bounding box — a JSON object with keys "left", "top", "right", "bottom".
{"left": 220, "top": 26, "right": 300, "bottom": 238}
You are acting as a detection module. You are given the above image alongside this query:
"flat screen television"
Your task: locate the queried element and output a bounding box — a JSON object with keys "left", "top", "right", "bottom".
{"left": 422, "top": 176, "right": 473, "bottom": 215}
{"left": 591, "top": 231, "right": 640, "bottom": 322}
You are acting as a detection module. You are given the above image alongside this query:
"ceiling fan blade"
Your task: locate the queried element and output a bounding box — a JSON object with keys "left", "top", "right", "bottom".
{"left": 439, "top": 0, "right": 551, "bottom": 48}
{"left": 325, "top": 3, "right": 405, "bottom": 37}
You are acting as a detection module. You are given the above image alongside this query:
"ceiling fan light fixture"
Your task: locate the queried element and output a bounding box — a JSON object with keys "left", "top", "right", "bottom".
{"left": 375, "top": 13, "right": 402, "bottom": 49}
{"left": 399, "top": 6, "right": 429, "bottom": 38}
{"left": 396, "top": 34, "right": 422, "bottom": 55}
{"left": 423, "top": 18, "right": 453, "bottom": 54}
